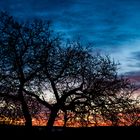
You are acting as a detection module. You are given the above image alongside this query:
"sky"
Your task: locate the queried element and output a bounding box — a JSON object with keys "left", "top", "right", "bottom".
{"left": 0, "top": 0, "right": 140, "bottom": 82}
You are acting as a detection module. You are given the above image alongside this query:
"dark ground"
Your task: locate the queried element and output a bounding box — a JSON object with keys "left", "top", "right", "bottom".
{"left": 0, "top": 125, "right": 139, "bottom": 139}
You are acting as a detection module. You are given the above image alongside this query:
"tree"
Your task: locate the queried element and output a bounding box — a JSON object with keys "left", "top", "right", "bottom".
{"left": 0, "top": 11, "right": 139, "bottom": 128}
{"left": 56, "top": 55, "right": 139, "bottom": 127}
{"left": 31, "top": 42, "right": 139, "bottom": 127}
{"left": 0, "top": 11, "right": 59, "bottom": 127}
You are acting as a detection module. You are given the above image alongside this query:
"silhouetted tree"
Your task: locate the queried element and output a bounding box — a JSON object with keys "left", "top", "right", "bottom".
{"left": 34, "top": 43, "right": 139, "bottom": 127}
{"left": 0, "top": 11, "right": 59, "bottom": 127}
{"left": 0, "top": 11, "right": 139, "bottom": 128}
{"left": 60, "top": 56, "right": 139, "bottom": 126}
{"left": 119, "top": 96, "right": 140, "bottom": 126}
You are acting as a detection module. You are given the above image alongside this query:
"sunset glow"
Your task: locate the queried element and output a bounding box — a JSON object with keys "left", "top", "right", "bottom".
{"left": 1, "top": 111, "right": 139, "bottom": 127}
{"left": 0, "top": 0, "right": 140, "bottom": 129}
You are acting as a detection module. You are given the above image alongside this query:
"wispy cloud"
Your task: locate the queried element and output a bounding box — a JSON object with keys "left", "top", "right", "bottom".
{"left": 0, "top": 0, "right": 140, "bottom": 74}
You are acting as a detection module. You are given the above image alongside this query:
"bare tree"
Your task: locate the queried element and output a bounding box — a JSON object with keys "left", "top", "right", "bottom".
{"left": 0, "top": 11, "right": 139, "bottom": 128}
{"left": 0, "top": 11, "right": 58, "bottom": 127}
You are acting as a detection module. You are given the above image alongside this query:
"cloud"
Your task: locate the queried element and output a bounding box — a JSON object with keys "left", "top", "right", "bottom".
{"left": 0, "top": 0, "right": 140, "bottom": 74}
{"left": 131, "top": 51, "right": 140, "bottom": 60}
{"left": 1, "top": 0, "right": 140, "bottom": 47}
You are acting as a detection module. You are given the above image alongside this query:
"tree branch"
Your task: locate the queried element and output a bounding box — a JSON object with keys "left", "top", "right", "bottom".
{"left": 23, "top": 89, "right": 52, "bottom": 110}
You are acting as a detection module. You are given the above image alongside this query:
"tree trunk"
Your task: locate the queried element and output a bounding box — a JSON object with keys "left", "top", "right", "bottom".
{"left": 19, "top": 87, "right": 32, "bottom": 127}
{"left": 64, "top": 111, "right": 67, "bottom": 127}
{"left": 47, "top": 107, "right": 59, "bottom": 127}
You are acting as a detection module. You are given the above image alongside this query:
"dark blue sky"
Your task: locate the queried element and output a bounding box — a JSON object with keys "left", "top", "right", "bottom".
{"left": 1, "top": 0, "right": 140, "bottom": 77}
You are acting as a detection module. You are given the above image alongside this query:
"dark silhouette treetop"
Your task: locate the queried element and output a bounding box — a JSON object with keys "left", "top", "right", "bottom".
{"left": 0, "top": 11, "right": 139, "bottom": 127}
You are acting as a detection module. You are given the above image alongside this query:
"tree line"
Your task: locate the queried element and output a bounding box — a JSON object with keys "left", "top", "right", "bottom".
{"left": 0, "top": 11, "right": 139, "bottom": 127}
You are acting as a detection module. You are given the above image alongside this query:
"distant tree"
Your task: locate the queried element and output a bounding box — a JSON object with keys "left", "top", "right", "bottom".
{"left": 119, "top": 96, "right": 140, "bottom": 126}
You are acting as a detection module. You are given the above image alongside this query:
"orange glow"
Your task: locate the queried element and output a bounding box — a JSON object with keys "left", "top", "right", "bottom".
{"left": 0, "top": 112, "right": 139, "bottom": 127}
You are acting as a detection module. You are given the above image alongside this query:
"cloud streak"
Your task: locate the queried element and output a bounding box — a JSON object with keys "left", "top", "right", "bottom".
{"left": 0, "top": 0, "right": 140, "bottom": 74}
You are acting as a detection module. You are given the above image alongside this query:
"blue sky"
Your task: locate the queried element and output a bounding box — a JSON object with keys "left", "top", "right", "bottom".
{"left": 0, "top": 0, "right": 140, "bottom": 77}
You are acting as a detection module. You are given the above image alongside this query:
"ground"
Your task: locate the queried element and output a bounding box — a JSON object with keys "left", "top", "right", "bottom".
{"left": 0, "top": 125, "right": 139, "bottom": 139}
